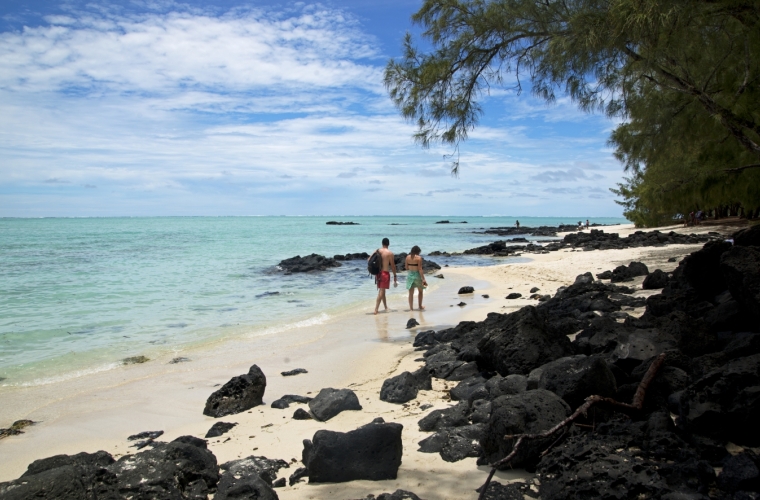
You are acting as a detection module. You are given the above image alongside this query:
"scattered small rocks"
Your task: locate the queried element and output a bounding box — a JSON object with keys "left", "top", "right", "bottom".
{"left": 433, "top": 274, "right": 444, "bottom": 279}
{"left": 530, "top": 287, "right": 540, "bottom": 293}
{"left": 458, "top": 286, "right": 475, "bottom": 294}
{"left": 169, "top": 357, "right": 191, "bottom": 364}
{"left": 406, "top": 318, "right": 420, "bottom": 329}
{"left": 505, "top": 293, "right": 522, "bottom": 299}
{"left": 281, "top": 368, "right": 308, "bottom": 377}
{"left": 482, "top": 294, "right": 490, "bottom": 298}
{"left": 457, "top": 302, "right": 467, "bottom": 307}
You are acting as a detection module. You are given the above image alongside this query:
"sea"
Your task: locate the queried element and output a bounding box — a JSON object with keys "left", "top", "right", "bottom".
{"left": 0, "top": 216, "right": 627, "bottom": 387}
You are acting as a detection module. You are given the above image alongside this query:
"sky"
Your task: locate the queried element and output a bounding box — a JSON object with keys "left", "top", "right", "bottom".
{"left": 0, "top": 0, "right": 628, "bottom": 217}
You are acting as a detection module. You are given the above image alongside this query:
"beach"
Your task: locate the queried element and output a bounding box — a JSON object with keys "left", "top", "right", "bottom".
{"left": 0, "top": 220, "right": 738, "bottom": 498}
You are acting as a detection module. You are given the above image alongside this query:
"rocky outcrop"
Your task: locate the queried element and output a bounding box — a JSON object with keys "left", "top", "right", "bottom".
{"left": 204, "top": 364, "right": 267, "bottom": 418}
{"left": 334, "top": 252, "right": 370, "bottom": 261}
{"left": 326, "top": 221, "right": 359, "bottom": 225}
{"left": 302, "top": 420, "right": 403, "bottom": 483}
{"left": 278, "top": 254, "right": 341, "bottom": 274}
{"left": 595, "top": 261, "right": 649, "bottom": 282}
{"left": 216, "top": 456, "right": 287, "bottom": 500}
{"left": 308, "top": 388, "right": 362, "bottom": 421}
{"left": 642, "top": 269, "right": 670, "bottom": 289}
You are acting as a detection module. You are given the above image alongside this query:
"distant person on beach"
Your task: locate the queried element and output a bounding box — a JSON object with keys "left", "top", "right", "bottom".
{"left": 371, "top": 238, "right": 397, "bottom": 314}
{"left": 405, "top": 246, "right": 427, "bottom": 310}
{"left": 585, "top": 219, "right": 590, "bottom": 229}
{"left": 515, "top": 220, "right": 520, "bottom": 228}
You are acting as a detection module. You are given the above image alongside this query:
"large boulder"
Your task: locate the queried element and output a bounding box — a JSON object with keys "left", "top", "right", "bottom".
{"left": 204, "top": 365, "right": 267, "bottom": 417}
{"left": 302, "top": 420, "right": 403, "bottom": 483}
{"left": 535, "top": 355, "right": 617, "bottom": 408}
{"left": 0, "top": 451, "right": 118, "bottom": 500}
{"left": 480, "top": 389, "right": 570, "bottom": 469}
{"left": 679, "top": 353, "right": 760, "bottom": 447}
{"left": 477, "top": 307, "right": 575, "bottom": 376}
{"left": 380, "top": 369, "right": 432, "bottom": 404}
{"left": 720, "top": 245, "right": 760, "bottom": 321}
{"left": 308, "top": 388, "right": 362, "bottom": 421}
{"left": 108, "top": 436, "right": 219, "bottom": 499}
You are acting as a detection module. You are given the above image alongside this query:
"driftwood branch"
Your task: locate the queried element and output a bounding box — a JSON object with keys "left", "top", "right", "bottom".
{"left": 476, "top": 353, "right": 667, "bottom": 500}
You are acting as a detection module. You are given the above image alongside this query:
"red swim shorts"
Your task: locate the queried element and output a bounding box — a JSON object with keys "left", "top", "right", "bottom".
{"left": 377, "top": 271, "right": 390, "bottom": 289}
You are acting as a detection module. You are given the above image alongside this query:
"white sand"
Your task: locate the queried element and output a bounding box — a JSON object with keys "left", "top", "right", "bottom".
{"left": 0, "top": 222, "right": 735, "bottom": 498}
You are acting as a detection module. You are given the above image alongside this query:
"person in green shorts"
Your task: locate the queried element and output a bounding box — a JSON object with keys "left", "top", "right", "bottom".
{"left": 405, "top": 245, "right": 427, "bottom": 310}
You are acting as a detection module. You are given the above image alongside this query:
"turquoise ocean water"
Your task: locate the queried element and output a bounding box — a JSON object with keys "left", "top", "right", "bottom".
{"left": 0, "top": 216, "right": 626, "bottom": 386}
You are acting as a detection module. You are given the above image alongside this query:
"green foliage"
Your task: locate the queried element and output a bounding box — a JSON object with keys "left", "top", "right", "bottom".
{"left": 385, "top": 0, "right": 760, "bottom": 221}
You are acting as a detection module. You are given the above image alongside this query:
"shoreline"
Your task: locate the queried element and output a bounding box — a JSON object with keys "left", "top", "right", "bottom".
{"left": 0, "top": 221, "right": 741, "bottom": 497}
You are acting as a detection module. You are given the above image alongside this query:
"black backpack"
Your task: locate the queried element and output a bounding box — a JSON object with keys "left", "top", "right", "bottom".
{"left": 368, "top": 250, "right": 381, "bottom": 276}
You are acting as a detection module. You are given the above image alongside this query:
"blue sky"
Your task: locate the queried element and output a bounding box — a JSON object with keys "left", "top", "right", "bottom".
{"left": 0, "top": 0, "right": 627, "bottom": 217}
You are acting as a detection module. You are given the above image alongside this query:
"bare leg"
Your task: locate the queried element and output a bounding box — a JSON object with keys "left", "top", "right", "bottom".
{"left": 418, "top": 288, "right": 425, "bottom": 310}
{"left": 381, "top": 290, "right": 388, "bottom": 310}
{"left": 408, "top": 289, "right": 414, "bottom": 310}
{"left": 374, "top": 289, "right": 384, "bottom": 314}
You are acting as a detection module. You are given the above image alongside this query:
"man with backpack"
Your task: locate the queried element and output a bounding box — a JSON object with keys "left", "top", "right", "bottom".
{"left": 368, "top": 238, "right": 397, "bottom": 314}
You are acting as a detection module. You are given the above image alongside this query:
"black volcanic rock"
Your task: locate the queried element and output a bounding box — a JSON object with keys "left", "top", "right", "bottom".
{"left": 308, "top": 388, "right": 362, "bottom": 421}
{"left": 271, "top": 394, "right": 312, "bottom": 409}
{"left": 219, "top": 455, "right": 289, "bottom": 487}
{"left": 720, "top": 245, "right": 760, "bottom": 321}
{"left": 108, "top": 436, "right": 219, "bottom": 499}
{"left": 326, "top": 221, "right": 359, "bottom": 225}
{"left": 535, "top": 355, "right": 617, "bottom": 408}
{"left": 302, "top": 420, "right": 403, "bottom": 483}
{"left": 204, "top": 364, "right": 267, "bottom": 418}
{"left": 480, "top": 389, "right": 570, "bottom": 469}
{"left": 205, "top": 421, "right": 237, "bottom": 438}
{"left": 281, "top": 368, "right": 308, "bottom": 376}
{"left": 458, "top": 286, "right": 475, "bottom": 294}
{"left": 278, "top": 254, "right": 342, "bottom": 274}
{"left": 643, "top": 269, "right": 670, "bottom": 289}
{"left": 380, "top": 368, "right": 431, "bottom": 404}
{"left": 679, "top": 353, "right": 760, "bottom": 447}
{"left": 477, "top": 306, "right": 575, "bottom": 376}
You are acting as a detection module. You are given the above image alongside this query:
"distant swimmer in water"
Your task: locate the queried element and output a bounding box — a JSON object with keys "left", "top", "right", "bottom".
{"left": 369, "top": 237, "right": 397, "bottom": 315}
{"left": 405, "top": 246, "right": 427, "bottom": 310}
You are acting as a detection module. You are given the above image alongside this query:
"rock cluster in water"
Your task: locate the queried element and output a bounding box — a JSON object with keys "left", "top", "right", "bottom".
{"left": 326, "top": 221, "right": 359, "bottom": 225}
{"left": 393, "top": 225, "right": 760, "bottom": 498}
{"left": 465, "top": 228, "right": 719, "bottom": 256}
{"left": 278, "top": 254, "right": 342, "bottom": 274}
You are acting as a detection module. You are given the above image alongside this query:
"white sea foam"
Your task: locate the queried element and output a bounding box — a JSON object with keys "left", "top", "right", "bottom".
{"left": 6, "top": 362, "right": 122, "bottom": 388}
{"left": 249, "top": 312, "right": 331, "bottom": 338}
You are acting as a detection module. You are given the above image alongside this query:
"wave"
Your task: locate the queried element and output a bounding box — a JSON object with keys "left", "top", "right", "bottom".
{"left": 249, "top": 312, "right": 331, "bottom": 338}
{"left": 4, "top": 362, "right": 122, "bottom": 388}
